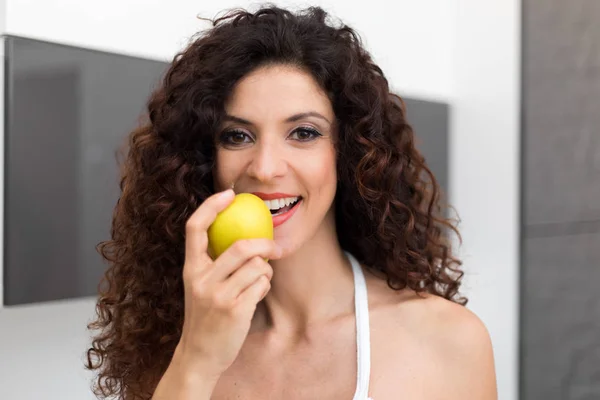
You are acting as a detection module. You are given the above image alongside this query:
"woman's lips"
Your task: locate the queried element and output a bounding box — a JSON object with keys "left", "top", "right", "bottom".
{"left": 252, "top": 192, "right": 297, "bottom": 200}
{"left": 271, "top": 198, "right": 302, "bottom": 228}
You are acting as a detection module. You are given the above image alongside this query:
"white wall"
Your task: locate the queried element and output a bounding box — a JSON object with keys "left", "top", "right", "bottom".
{"left": 451, "top": 2, "right": 521, "bottom": 400}
{"left": 0, "top": 1, "right": 520, "bottom": 399}
{"left": 4, "top": 0, "right": 455, "bottom": 102}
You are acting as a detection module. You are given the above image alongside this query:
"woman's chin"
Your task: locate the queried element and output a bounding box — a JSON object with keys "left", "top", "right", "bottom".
{"left": 272, "top": 237, "right": 299, "bottom": 260}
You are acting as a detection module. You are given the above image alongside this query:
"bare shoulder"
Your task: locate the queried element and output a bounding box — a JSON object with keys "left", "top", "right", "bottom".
{"left": 367, "top": 280, "right": 498, "bottom": 399}
{"left": 415, "top": 295, "right": 497, "bottom": 400}
{"left": 415, "top": 295, "right": 495, "bottom": 364}
{"left": 403, "top": 293, "right": 497, "bottom": 399}
{"left": 409, "top": 293, "right": 492, "bottom": 346}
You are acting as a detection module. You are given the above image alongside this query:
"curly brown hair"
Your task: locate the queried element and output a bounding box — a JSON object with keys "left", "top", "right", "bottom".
{"left": 86, "top": 4, "right": 465, "bottom": 399}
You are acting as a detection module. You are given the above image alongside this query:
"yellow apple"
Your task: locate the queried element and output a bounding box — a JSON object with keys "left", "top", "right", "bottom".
{"left": 207, "top": 193, "right": 273, "bottom": 259}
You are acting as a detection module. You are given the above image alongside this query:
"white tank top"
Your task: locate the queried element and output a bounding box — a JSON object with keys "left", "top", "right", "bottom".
{"left": 346, "top": 251, "right": 374, "bottom": 400}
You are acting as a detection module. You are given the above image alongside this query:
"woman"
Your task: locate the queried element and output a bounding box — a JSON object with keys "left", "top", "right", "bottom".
{"left": 86, "top": 5, "right": 497, "bottom": 400}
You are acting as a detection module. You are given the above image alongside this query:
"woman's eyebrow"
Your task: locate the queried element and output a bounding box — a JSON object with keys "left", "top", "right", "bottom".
{"left": 285, "top": 112, "right": 331, "bottom": 125}
{"left": 223, "top": 111, "right": 331, "bottom": 126}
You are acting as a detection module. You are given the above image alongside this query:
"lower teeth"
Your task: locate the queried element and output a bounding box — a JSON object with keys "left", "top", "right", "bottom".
{"left": 272, "top": 200, "right": 299, "bottom": 216}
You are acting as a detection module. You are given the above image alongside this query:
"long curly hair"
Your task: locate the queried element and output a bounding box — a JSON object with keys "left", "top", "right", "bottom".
{"left": 86, "top": 5, "right": 465, "bottom": 399}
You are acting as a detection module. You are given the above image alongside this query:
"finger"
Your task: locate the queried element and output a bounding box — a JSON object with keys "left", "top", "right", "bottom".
{"left": 236, "top": 275, "right": 271, "bottom": 307}
{"left": 210, "top": 239, "right": 281, "bottom": 282}
{"left": 220, "top": 256, "right": 273, "bottom": 300}
{"left": 184, "top": 189, "right": 235, "bottom": 266}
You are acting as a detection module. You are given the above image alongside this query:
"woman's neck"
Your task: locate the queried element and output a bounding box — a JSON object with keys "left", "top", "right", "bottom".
{"left": 250, "top": 222, "right": 356, "bottom": 339}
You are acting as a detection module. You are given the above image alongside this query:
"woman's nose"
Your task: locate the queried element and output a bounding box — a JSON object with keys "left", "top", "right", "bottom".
{"left": 246, "top": 140, "right": 287, "bottom": 182}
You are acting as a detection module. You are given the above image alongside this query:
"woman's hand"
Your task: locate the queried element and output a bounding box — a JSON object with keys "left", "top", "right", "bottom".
{"left": 176, "top": 188, "right": 281, "bottom": 380}
{"left": 154, "top": 189, "right": 280, "bottom": 399}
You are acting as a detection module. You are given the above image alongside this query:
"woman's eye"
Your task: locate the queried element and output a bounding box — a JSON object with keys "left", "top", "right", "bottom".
{"left": 219, "top": 130, "right": 253, "bottom": 146}
{"left": 289, "top": 127, "right": 322, "bottom": 142}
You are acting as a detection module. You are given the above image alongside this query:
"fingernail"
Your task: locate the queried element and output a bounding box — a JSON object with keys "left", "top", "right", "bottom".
{"left": 219, "top": 189, "right": 234, "bottom": 198}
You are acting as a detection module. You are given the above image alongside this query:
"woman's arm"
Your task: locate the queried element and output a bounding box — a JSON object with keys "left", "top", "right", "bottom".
{"left": 438, "top": 303, "right": 498, "bottom": 400}
{"left": 152, "top": 346, "right": 220, "bottom": 400}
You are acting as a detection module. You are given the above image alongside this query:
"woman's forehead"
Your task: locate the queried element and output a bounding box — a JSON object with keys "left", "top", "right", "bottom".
{"left": 224, "top": 65, "right": 334, "bottom": 121}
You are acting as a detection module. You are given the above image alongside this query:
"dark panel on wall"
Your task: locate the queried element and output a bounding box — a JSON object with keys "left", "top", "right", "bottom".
{"left": 522, "top": 1, "right": 600, "bottom": 399}
{"left": 404, "top": 98, "right": 448, "bottom": 196}
{"left": 4, "top": 70, "right": 81, "bottom": 305}
{"left": 3, "top": 36, "right": 168, "bottom": 305}
{"left": 3, "top": 36, "right": 449, "bottom": 306}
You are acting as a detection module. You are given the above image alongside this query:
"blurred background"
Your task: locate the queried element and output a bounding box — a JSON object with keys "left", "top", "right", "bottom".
{"left": 0, "top": 0, "right": 597, "bottom": 399}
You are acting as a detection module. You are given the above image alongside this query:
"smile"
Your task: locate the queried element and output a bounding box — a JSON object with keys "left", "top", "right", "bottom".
{"left": 251, "top": 192, "right": 303, "bottom": 228}
{"left": 270, "top": 197, "right": 302, "bottom": 227}
{"left": 264, "top": 196, "right": 301, "bottom": 216}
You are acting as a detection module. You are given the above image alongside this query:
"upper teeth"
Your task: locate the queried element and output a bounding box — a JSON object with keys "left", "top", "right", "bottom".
{"left": 264, "top": 197, "right": 299, "bottom": 210}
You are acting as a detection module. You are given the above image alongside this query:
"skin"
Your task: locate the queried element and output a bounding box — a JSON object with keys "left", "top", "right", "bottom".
{"left": 209, "top": 64, "right": 497, "bottom": 399}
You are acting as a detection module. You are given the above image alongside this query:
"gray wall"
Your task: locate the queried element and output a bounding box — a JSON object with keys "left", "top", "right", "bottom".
{"left": 522, "top": 1, "right": 600, "bottom": 398}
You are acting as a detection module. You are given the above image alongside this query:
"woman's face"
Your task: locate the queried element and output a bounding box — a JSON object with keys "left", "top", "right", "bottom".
{"left": 214, "top": 64, "right": 338, "bottom": 255}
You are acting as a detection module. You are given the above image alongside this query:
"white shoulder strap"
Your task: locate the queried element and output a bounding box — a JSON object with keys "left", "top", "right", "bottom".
{"left": 347, "top": 252, "right": 371, "bottom": 400}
